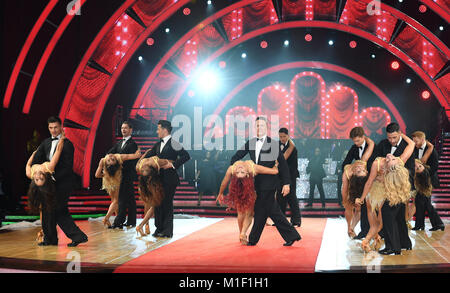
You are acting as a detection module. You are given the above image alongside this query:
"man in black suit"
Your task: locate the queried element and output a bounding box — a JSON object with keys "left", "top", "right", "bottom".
{"left": 108, "top": 121, "right": 139, "bottom": 229}
{"left": 144, "top": 120, "right": 190, "bottom": 238}
{"left": 411, "top": 131, "right": 444, "bottom": 231}
{"left": 375, "top": 122, "right": 413, "bottom": 253}
{"left": 341, "top": 127, "right": 373, "bottom": 239}
{"left": 32, "top": 116, "right": 88, "bottom": 247}
{"left": 276, "top": 128, "right": 302, "bottom": 227}
{"left": 231, "top": 117, "right": 301, "bottom": 246}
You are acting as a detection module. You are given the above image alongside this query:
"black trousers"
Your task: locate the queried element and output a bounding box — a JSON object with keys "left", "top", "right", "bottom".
{"left": 357, "top": 201, "right": 370, "bottom": 238}
{"left": 276, "top": 178, "right": 301, "bottom": 225}
{"left": 414, "top": 193, "right": 443, "bottom": 228}
{"left": 113, "top": 178, "right": 136, "bottom": 226}
{"left": 308, "top": 177, "right": 325, "bottom": 204}
{"left": 154, "top": 183, "right": 177, "bottom": 236}
{"left": 249, "top": 189, "right": 300, "bottom": 244}
{"left": 381, "top": 201, "right": 411, "bottom": 251}
{"left": 43, "top": 190, "right": 87, "bottom": 243}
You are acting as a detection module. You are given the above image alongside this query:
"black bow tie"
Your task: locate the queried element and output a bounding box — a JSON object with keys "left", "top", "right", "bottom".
{"left": 160, "top": 139, "right": 165, "bottom": 143}
{"left": 257, "top": 138, "right": 264, "bottom": 142}
{"left": 358, "top": 146, "right": 363, "bottom": 150}
{"left": 52, "top": 137, "right": 59, "bottom": 141}
{"left": 419, "top": 147, "right": 424, "bottom": 150}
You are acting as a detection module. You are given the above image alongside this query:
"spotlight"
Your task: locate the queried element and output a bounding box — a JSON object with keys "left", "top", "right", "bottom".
{"left": 260, "top": 41, "right": 268, "bottom": 49}
{"left": 419, "top": 5, "right": 427, "bottom": 13}
{"left": 398, "top": 0, "right": 403, "bottom": 2}
{"left": 391, "top": 61, "right": 400, "bottom": 70}
{"left": 165, "top": 28, "right": 170, "bottom": 33}
{"left": 219, "top": 61, "right": 226, "bottom": 68}
{"left": 284, "top": 40, "right": 289, "bottom": 47}
{"left": 207, "top": 0, "right": 212, "bottom": 5}
{"left": 371, "top": 54, "right": 376, "bottom": 59}
{"left": 439, "top": 26, "right": 444, "bottom": 31}
{"left": 183, "top": 8, "right": 191, "bottom": 15}
{"left": 138, "top": 56, "right": 143, "bottom": 62}
{"left": 422, "top": 90, "right": 430, "bottom": 100}
{"left": 406, "top": 78, "right": 411, "bottom": 84}
{"left": 146, "top": 38, "right": 154, "bottom": 46}
{"left": 305, "top": 34, "right": 312, "bottom": 42}
{"left": 349, "top": 41, "right": 357, "bottom": 48}
{"left": 328, "top": 40, "right": 334, "bottom": 46}
{"left": 241, "top": 53, "right": 247, "bottom": 59}
{"left": 193, "top": 68, "right": 220, "bottom": 93}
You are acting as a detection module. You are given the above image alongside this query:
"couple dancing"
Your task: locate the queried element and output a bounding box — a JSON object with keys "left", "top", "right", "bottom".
{"left": 217, "top": 117, "right": 301, "bottom": 246}
{"left": 96, "top": 120, "right": 190, "bottom": 238}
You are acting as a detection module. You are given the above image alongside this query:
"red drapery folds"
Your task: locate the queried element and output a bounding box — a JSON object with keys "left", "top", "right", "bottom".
{"left": 282, "top": 0, "right": 306, "bottom": 21}
{"left": 314, "top": 0, "right": 336, "bottom": 21}
{"left": 393, "top": 25, "right": 448, "bottom": 79}
{"left": 225, "top": 106, "right": 256, "bottom": 138}
{"left": 290, "top": 72, "right": 326, "bottom": 139}
{"left": 242, "top": 0, "right": 275, "bottom": 33}
{"left": 221, "top": 9, "right": 244, "bottom": 41}
{"left": 360, "top": 107, "right": 391, "bottom": 137}
{"left": 132, "top": 0, "right": 172, "bottom": 27}
{"left": 436, "top": 73, "right": 450, "bottom": 102}
{"left": 257, "top": 84, "right": 293, "bottom": 136}
{"left": 324, "top": 85, "right": 360, "bottom": 139}
{"left": 197, "top": 24, "right": 226, "bottom": 61}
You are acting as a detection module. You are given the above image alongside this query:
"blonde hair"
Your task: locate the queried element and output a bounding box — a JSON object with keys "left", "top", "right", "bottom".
{"left": 383, "top": 157, "right": 411, "bottom": 205}
{"left": 411, "top": 131, "right": 426, "bottom": 140}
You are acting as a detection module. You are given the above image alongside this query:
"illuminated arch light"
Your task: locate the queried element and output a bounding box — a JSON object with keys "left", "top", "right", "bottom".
{"left": 257, "top": 85, "right": 292, "bottom": 134}
{"left": 325, "top": 85, "right": 360, "bottom": 139}
{"left": 360, "top": 107, "right": 392, "bottom": 136}
{"left": 305, "top": 0, "right": 314, "bottom": 21}
{"left": 230, "top": 9, "right": 243, "bottom": 40}
{"left": 290, "top": 71, "right": 326, "bottom": 138}
{"left": 270, "top": 7, "right": 279, "bottom": 24}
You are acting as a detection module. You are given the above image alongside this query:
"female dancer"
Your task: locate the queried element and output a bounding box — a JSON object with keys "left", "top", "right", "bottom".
{"left": 356, "top": 133, "right": 428, "bottom": 254}
{"left": 412, "top": 159, "right": 445, "bottom": 231}
{"left": 341, "top": 136, "right": 375, "bottom": 238}
{"left": 216, "top": 160, "right": 279, "bottom": 245}
{"left": 25, "top": 132, "right": 66, "bottom": 243}
{"left": 95, "top": 149, "right": 141, "bottom": 227}
{"left": 135, "top": 153, "right": 171, "bottom": 237}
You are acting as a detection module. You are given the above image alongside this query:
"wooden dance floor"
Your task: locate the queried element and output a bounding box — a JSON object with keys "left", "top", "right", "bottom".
{"left": 0, "top": 217, "right": 448, "bottom": 273}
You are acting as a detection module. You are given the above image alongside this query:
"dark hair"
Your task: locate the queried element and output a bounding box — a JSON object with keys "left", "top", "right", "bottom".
{"left": 27, "top": 173, "right": 56, "bottom": 214}
{"left": 255, "top": 116, "right": 267, "bottom": 124}
{"left": 158, "top": 120, "right": 172, "bottom": 133}
{"left": 47, "top": 116, "right": 62, "bottom": 125}
{"left": 386, "top": 122, "right": 400, "bottom": 134}
{"left": 349, "top": 127, "right": 364, "bottom": 139}
{"left": 138, "top": 167, "right": 164, "bottom": 207}
{"left": 105, "top": 162, "right": 120, "bottom": 177}
{"left": 414, "top": 165, "right": 432, "bottom": 197}
{"left": 279, "top": 128, "right": 289, "bottom": 135}
{"left": 348, "top": 175, "right": 368, "bottom": 204}
{"left": 122, "top": 121, "right": 133, "bottom": 129}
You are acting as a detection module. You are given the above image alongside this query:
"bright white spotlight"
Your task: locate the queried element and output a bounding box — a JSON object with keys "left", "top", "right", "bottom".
{"left": 439, "top": 26, "right": 444, "bottom": 31}
{"left": 165, "top": 28, "right": 170, "bottom": 33}
{"left": 371, "top": 54, "right": 376, "bottom": 59}
{"left": 241, "top": 53, "right": 247, "bottom": 59}
{"left": 284, "top": 40, "right": 289, "bottom": 46}
{"left": 328, "top": 40, "right": 334, "bottom": 46}
{"left": 193, "top": 68, "right": 220, "bottom": 93}
{"left": 138, "top": 56, "right": 143, "bottom": 62}
{"left": 406, "top": 78, "right": 412, "bottom": 84}
{"left": 207, "top": 0, "right": 212, "bottom": 5}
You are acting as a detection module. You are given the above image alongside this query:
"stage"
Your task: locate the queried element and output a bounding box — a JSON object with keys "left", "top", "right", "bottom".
{"left": 0, "top": 217, "right": 448, "bottom": 273}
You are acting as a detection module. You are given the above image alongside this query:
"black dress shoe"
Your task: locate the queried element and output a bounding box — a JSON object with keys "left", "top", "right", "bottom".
{"left": 108, "top": 224, "right": 123, "bottom": 229}
{"left": 291, "top": 222, "right": 301, "bottom": 228}
{"left": 247, "top": 242, "right": 256, "bottom": 246}
{"left": 353, "top": 233, "right": 366, "bottom": 240}
{"left": 283, "top": 236, "right": 301, "bottom": 246}
{"left": 429, "top": 225, "right": 445, "bottom": 231}
{"left": 379, "top": 248, "right": 401, "bottom": 255}
{"left": 412, "top": 226, "right": 424, "bottom": 231}
{"left": 67, "top": 236, "right": 88, "bottom": 247}
{"left": 155, "top": 233, "right": 172, "bottom": 238}
{"left": 404, "top": 247, "right": 412, "bottom": 251}
{"left": 124, "top": 224, "right": 136, "bottom": 228}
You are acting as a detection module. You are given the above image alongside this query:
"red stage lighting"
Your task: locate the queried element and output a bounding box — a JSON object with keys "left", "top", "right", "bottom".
{"left": 422, "top": 90, "right": 430, "bottom": 100}
{"left": 183, "top": 8, "right": 191, "bottom": 15}
{"left": 391, "top": 61, "right": 400, "bottom": 70}
{"left": 146, "top": 38, "right": 154, "bottom": 46}
{"left": 305, "top": 34, "right": 312, "bottom": 42}
{"left": 260, "top": 41, "right": 268, "bottom": 48}
{"left": 419, "top": 5, "right": 427, "bottom": 13}
{"left": 349, "top": 41, "right": 357, "bottom": 48}
{"left": 219, "top": 61, "right": 226, "bottom": 68}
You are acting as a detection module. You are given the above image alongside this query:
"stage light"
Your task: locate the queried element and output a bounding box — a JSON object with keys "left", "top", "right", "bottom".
{"left": 241, "top": 53, "right": 247, "bottom": 59}
{"left": 146, "top": 38, "right": 154, "bottom": 46}
{"left": 183, "top": 8, "right": 191, "bottom": 15}
{"left": 207, "top": 0, "right": 212, "bottom": 5}
{"left": 305, "top": 34, "right": 312, "bottom": 42}
{"left": 284, "top": 40, "right": 289, "bottom": 47}
{"left": 439, "top": 26, "right": 444, "bottom": 31}
{"left": 419, "top": 5, "right": 427, "bottom": 13}
{"left": 371, "top": 54, "right": 376, "bottom": 59}
{"left": 406, "top": 78, "right": 411, "bottom": 84}
{"left": 349, "top": 41, "right": 357, "bottom": 48}
{"left": 391, "top": 61, "right": 400, "bottom": 70}
{"left": 193, "top": 68, "right": 220, "bottom": 93}
{"left": 260, "top": 41, "right": 268, "bottom": 48}
{"left": 398, "top": 0, "right": 403, "bottom": 2}
{"left": 328, "top": 40, "right": 334, "bottom": 46}
{"left": 138, "top": 56, "right": 143, "bottom": 62}
{"left": 422, "top": 90, "right": 430, "bottom": 100}
{"left": 165, "top": 28, "right": 170, "bottom": 33}
{"left": 219, "top": 61, "right": 226, "bottom": 68}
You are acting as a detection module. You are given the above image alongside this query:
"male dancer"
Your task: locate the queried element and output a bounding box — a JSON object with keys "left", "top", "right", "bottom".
{"left": 32, "top": 116, "right": 88, "bottom": 247}
{"left": 143, "top": 120, "right": 190, "bottom": 237}
{"left": 276, "top": 128, "right": 302, "bottom": 227}
{"left": 108, "top": 121, "right": 139, "bottom": 229}
{"left": 341, "top": 127, "right": 372, "bottom": 239}
{"left": 231, "top": 117, "right": 301, "bottom": 246}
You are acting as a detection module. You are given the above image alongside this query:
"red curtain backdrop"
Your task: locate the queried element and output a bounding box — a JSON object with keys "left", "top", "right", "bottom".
{"left": 282, "top": 0, "right": 306, "bottom": 21}
{"left": 225, "top": 106, "right": 256, "bottom": 138}
{"left": 314, "top": 0, "right": 336, "bottom": 21}
{"left": 242, "top": 0, "right": 274, "bottom": 33}
{"left": 197, "top": 24, "right": 226, "bottom": 60}
{"left": 360, "top": 107, "right": 391, "bottom": 136}
{"left": 258, "top": 85, "right": 292, "bottom": 135}
{"left": 132, "top": 0, "right": 172, "bottom": 27}
{"left": 325, "top": 86, "right": 359, "bottom": 139}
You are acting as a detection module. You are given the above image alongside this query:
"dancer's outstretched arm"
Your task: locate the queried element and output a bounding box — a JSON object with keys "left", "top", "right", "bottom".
{"left": 399, "top": 133, "right": 415, "bottom": 164}
{"left": 283, "top": 139, "right": 295, "bottom": 160}
{"left": 361, "top": 136, "right": 375, "bottom": 162}
{"left": 216, "top": 166, "right": 233, "bottom": 204}
{"left": 119, "top": 148, "right": 141, "bottom": 161}
{"left": 254, "top": 163, "right": 278, "bottom": 175}
{"left": 420, "top": 141, "right": 434, "bottom": 164}
{"left": 26, "top": 151, "right": 37, "bottom": 179}
{"left": 95, "top": 158, "right": 105, "bottom": 178}
{"left": 356, "top": 162, "right": 378, "bottom": 205}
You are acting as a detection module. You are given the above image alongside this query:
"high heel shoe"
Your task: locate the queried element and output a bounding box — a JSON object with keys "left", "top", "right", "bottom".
{"left": 373, "top": 235, "right": 382, "bottom": 251}
{"left": 347, "top": 228, "right": 356, "bottom": 239}
{"left": 136, "top": 226, "right": 146, "bottom": 237}
{"left": 361, "top": 239, "right": 371, "bottom": 253}
{"left": 429, "top": 225, "right": 445, "bottom": 231}
{"left": 102, "top": 217, "right": 111, "bottom": 228}
{"left": 145, "top": 223, "right": 150, "bottom": 235}
{"left": 406, "top": 221, "right": 413, "bottom": 230}
{"left": 36, "top": 230, "right": 44, "bottom": 243}
{"left": 239, "top": 234, "right": 248, "bottom": 245}
{"left": 412, "top": 226, "right": 424, "bottom": 231}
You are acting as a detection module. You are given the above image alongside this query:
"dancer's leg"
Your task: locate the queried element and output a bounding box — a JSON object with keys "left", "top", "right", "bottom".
{"left": 344, "top": 206, "right": 355, "bottom": 237}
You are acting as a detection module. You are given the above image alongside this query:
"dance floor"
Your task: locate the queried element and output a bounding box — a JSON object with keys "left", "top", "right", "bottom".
{"left": 0, "top": 217, "right": 448, "bottom": 273}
